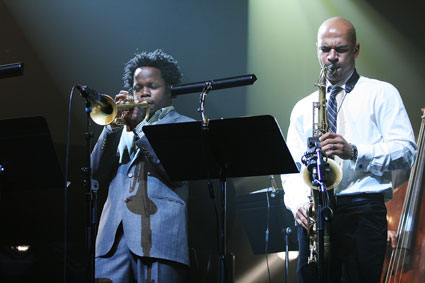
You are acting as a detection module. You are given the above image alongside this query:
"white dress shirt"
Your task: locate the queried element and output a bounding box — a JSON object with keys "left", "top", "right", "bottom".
{"left": 281, "top": 75, "right": 417, "bottom": 216}
{"left": 116, "top": 106, "right": 175, "bottom": 163}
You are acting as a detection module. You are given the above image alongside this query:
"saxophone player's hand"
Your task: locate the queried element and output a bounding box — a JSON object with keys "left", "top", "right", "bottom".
{"left": 295, "top": 202, "right": 310, "bottom": 230}
{"left": 319, "top": 132, "right": 354, "bottom": 160}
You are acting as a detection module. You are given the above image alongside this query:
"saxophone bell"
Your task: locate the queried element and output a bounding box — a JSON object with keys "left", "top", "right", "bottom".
{"left": 301, "top": 140, "right": 342, "bottom": 191}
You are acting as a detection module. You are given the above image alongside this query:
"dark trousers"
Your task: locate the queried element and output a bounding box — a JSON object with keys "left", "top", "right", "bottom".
{"left": 297, "top": 193, "right": 387, "bottom": 283}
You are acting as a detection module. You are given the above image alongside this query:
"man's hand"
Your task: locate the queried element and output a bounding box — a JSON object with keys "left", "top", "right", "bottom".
{"left": 319, "top": 132, "right": 353, "bottom": 159}
{"left": 115, "top": 91, "right": 146, "bottom": 131}
{"left": 387, "top": 230, "right": 397, "bottom": 249}
{"left": 295, "top": 202, "right": 310, "bottom": 230}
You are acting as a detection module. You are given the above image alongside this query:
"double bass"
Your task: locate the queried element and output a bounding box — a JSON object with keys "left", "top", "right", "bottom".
{"left": 381, "top": 108, "right": 425, "bottom": 282}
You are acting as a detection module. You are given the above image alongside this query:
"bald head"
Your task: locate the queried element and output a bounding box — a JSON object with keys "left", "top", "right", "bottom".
{"left": 318, "top": 17, "right": 356, "bottom": 46}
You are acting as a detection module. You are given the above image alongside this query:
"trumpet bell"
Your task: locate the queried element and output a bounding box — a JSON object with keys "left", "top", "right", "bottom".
{"left": 90, "top": 94, "right": 118, "bottom": 126}
{"left": 302, "top": 158, "right": 343, "bottom": 190}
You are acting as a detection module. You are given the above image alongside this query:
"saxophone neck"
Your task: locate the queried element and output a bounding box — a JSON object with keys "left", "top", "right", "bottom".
{"left": 312, "top": 66, "right": 330, "bottom": 137}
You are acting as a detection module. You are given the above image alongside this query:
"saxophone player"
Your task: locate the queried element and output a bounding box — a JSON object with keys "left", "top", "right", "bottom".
{"left": 281, "top": 17, "right": 417, "bottom": 283}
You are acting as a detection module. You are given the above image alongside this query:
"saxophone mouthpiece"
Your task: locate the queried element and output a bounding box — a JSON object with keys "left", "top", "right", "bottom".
{"left": 328, "top": 64, "right": 337, "bottom": 75}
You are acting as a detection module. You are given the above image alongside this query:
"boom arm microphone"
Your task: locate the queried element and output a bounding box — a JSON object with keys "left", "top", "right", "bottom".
{"left": 0, "top": 62, "right": 24, "bottom": 79}
{"left": 75, "top": 84, "right": 113, "bottom": 114}
{"left": 170, "top": 74, "right": 257, "bottom": 96}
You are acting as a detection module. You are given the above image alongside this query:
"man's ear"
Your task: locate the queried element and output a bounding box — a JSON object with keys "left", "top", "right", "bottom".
{"left": 354, "top": 43, "right": 360, "bottom": 58}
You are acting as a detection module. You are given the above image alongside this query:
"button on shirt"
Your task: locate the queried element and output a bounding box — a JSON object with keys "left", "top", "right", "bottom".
{"left": 281, "top": 75, "right": 417, "bottom": 216}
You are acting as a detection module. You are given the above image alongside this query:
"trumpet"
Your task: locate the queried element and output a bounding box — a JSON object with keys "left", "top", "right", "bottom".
{"left": 90, "top": 94, "right": 150, "bottom": 130}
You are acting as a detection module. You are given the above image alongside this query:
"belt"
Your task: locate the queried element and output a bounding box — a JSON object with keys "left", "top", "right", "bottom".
{"left": 335, "top": 193, "right": 383, "bottom": 206}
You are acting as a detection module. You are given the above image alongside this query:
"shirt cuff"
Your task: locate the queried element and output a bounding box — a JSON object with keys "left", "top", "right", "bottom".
{"left": 352, "top": 143, "right": 373, "bottom": 171}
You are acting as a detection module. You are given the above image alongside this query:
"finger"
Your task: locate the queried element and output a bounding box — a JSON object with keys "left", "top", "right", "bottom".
{"left": 319, "top": 132, "right": 331, "bottom": 141}
{"left": 320, "top": 140, "right": 334, "bottom": 151}
{"left": 115, "top": 94, "right": 128, "bottom": 103}
{"left": 320, "top": 137, "right": 339, "bottom": 147}
{"left": 391, "top": 235, "right": 397, "bottom": 249}
{"left": 319, "top": 132, "right": 336, "bottom": 142}
{"left": 296, "top": 213, "right": 309, "bottom": 230}
{"left": 298, "top": 205, "right": 308, "bottom": 219}
{"left": 322, "top": 143, "right": 335, "bottom": 152}
{"left": 116, "top": 90, "right": 132, "bottom": 99}
{"left": 322, "top": 145, "right": 340, "bottom": 159}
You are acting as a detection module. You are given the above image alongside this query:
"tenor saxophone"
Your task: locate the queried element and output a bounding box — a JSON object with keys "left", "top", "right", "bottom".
{"left": 301, "top": 65, "right": 343, "bottom": 269}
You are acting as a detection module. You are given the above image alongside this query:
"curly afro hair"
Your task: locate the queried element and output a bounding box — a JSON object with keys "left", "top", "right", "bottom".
{"left": 122, "top": 49, "right": 183, "bottom": 91}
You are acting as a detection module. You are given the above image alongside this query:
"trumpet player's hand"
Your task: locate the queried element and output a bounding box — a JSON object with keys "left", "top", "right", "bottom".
{"left": 319, "top": 132, "right": 353, "bottom": 160}
{"left": 295, "top": 202, "right": 310, "bottom": 230}
{"left": 115, "top": 91, "right": 146, "bottom": 131}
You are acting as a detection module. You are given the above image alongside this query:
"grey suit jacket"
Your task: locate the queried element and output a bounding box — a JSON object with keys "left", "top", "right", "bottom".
{"left": 91, "top": 110, "right": 193, "bottom": 266}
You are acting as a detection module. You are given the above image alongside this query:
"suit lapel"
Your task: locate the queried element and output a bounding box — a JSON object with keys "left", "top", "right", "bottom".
{"left": 127, "top": 110, "right": 180, "bottom": 171}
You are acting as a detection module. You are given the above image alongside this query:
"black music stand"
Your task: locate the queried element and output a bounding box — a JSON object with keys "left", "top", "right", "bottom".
{"left": 0, "top": 116, "right": 64, "bottom": 242}
{"left": 143, "top": 115, "right": 299, "bottom": 283}
{"left": 0, "top": 116, "right": 64, "bottom": 193}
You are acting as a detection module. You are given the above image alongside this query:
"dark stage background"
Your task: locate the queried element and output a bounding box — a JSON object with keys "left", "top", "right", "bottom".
{"left": 1, "top": 0, "right": 424, "bottom": 282}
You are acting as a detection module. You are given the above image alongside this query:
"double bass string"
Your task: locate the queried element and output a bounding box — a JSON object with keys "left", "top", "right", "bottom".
{"left": 385, "top": 109, "right": 425, "bottom": 282}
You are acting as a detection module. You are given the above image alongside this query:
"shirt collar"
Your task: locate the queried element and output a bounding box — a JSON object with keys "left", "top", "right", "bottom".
{"left": 327, "top": 69, "right": 360, "bottom": 93}
{"left": 148, "top": 106, "right": 174, "bottom": 124}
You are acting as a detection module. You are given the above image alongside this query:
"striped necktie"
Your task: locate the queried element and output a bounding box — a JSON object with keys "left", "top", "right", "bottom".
{"left": 327, "top": 86, "right": 342, "bottom": 133}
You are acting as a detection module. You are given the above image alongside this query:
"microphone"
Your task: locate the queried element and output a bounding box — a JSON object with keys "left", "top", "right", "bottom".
{"left": 170, "top": 74, "right": 257, "bottom": 96}
{"left": 75, "top": 84, "right": 113, "bottom": 114}
{"left": 0, "top": 62, "right": 24, "bottom": 79}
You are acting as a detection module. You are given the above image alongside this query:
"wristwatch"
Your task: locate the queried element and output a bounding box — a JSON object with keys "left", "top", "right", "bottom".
{"left": 351, "top": 143, "right": 358, "bottom": 160}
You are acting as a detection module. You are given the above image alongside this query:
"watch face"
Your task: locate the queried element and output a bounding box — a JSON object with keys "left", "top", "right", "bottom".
{"left": 351, "top": 144, "right": 358, "bottom": 160}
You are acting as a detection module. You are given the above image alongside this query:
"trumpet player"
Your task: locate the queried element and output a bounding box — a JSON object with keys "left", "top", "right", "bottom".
{"left": 91, "top": 49, "right": 193, "bottom": 282}
{"left": 281, "top": 17, "right": 417, "bottom": 283}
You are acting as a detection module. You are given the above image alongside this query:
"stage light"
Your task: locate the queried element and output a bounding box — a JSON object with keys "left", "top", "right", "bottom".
{"left": 9, "top": 245, "right": 31, "bottom": 257}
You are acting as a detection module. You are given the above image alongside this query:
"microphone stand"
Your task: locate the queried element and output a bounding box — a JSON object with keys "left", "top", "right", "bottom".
{"left": 170, "top": 74, "right": 257, "bottom": 283}
{"left": 0, "top": 164, "right": 4, "bottom": 204}
{"left": 81, "top": 100, "right": 99, "bottom": 283}
{"left": 302, "top": 138, "right": 333, "bottom": 283}
{"left": 314, "top": 148, "right": 329, "bottom": 283}
{"left": 198, "top": 82, "right": 229, "bottom": 283}
{"left": 284, "top": 227, "right": 292, "bottom": 283}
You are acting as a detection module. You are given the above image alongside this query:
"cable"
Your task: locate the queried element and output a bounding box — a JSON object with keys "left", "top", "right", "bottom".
{"left": 63, "top": 86, "right": 75, "bottom": 283}
{"left": 265, "top": 184, "right": 272, "bottom": 283}
{"left": 208, "top": 180, "right": 220, "bottom": 250}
